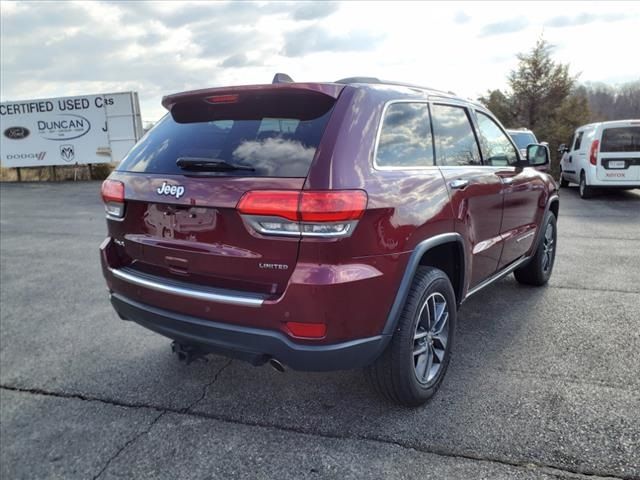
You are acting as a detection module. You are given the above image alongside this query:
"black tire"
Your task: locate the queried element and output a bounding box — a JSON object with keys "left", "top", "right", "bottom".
{"left": 514, "top": 212, "right": 557, "bottom": 286}
{"left": 366, "top": 267, "right": 456, "bottom": 407}
{"left": 559, "top": 172, "right": 569, "bottom": 188}
{"left": 579, "top": 171, "right": 593, "bottom": 199}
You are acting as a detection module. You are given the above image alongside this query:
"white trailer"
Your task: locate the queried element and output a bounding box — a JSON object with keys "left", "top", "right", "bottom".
{"left": 0, "top": 92, "right": 143, "bottom": 168}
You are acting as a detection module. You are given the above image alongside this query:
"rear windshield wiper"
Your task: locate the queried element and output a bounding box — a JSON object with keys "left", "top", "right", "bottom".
{"left": 176, "top": 157, "right": 255, "bottom": 172}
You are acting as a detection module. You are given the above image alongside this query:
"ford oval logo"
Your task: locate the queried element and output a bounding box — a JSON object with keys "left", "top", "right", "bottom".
{"left": 3, "top": 126, "right": 30, "bottom": 140}
{"left": 37, "top": 114, "right": 91, "bottom": 141}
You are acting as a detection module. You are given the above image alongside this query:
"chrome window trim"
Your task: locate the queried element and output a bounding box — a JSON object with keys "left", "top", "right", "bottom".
{"left": 109, "top": 267, "right": 264, "bottom": 307}
{"left": 372, "top": 100, "right": 438, "bottom": 172}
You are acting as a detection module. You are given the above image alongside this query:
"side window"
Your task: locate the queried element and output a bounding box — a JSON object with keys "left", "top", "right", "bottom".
{"left": 475, "top": 112, "right": 519, "bottom": 166}
{"left": 375, "top": 103, "right": 434, "bottom": 168}
{"left": 431, "top": 104, "right": 481, "bottom": 166}
{"left": 573, "top": 131, "right": 584, "bottom": 151}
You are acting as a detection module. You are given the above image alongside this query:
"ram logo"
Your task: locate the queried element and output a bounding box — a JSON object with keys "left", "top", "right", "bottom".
{"left": 60, "top": 144, "right": 75, "bottom": 162}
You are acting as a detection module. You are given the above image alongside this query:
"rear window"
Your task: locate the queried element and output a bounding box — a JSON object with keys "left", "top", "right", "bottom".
{"left": 118, "top": 92, "right": 335, "bottom": 177}
{"left": 600, "top": 127, "right": 640, "bottom": 152}
{"left": 509, "top": 132, "right": 537, "bottom": 149}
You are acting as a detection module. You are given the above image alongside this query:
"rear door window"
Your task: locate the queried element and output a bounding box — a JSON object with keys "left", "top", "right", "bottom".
{"left": 431, "top": 104, "right": 481, "bottom": 166}
{"left": 600, "top": 127, "right": 640, "bottom": 152}
{"left": 118, "top": 93, "right": 335, "bottom": 177}
{"left": 375, "top": 102, "right": 434, "bottom": 168}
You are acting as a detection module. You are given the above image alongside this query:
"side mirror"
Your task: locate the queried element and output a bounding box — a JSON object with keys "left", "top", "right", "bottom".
{"left": 526, "top": 143, "right": 550, "bottom": 171}
{"left": 557, "top": 144, "right": 569, "bottom": 154}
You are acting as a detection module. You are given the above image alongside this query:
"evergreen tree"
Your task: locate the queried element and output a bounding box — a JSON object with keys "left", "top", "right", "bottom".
{"left": 479, "top": 38, "right": 592, "bottom": 176}
{"left": 479, "top": 89, "right": 514, "bottom": 126}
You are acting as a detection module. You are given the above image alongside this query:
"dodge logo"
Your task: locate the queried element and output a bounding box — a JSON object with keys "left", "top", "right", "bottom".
{"left": 3, "top": 126, "right": 30, "bottom": 140}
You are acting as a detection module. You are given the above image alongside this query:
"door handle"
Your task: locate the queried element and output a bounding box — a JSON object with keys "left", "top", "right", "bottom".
{"left": 501, "top": 177, "right": 514, "bottom": 185}
{"left": 449, "top": 179, "right": 469, "bottom": 189}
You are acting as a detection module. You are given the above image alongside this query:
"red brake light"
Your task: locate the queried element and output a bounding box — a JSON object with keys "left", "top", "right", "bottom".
{"left": 237, "top": 190, "right": 299, "bottom": 221}
{"left": 204, "top": 94, "right": 239, "bottom": 104}
{"left": 285, "top": 322, "right": 326, "bottom": 339}
{"left": 237, "top": 190, "right": 367, "bottom": 222}
{"left": 237, "top": 190, "right": 368, "bottom": 238}
{"left": 101, "top": 179, "right": 125, "bottom": 218}
{"left": 101, "top": 179, "right": 124, "bottom": 203}
{"left": 589, "top": 139, "right": 599, "bottom": 166}
{"left": 299, "top": 191, "right": 367, "bottom": 222}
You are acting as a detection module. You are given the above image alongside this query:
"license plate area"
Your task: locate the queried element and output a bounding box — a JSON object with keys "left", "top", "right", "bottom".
{"left": 607, "top": 160, "right": 626, "bottom": 169}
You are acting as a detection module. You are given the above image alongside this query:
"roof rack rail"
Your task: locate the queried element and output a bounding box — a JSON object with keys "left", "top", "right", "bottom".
{"left": 335, "top": 77, "right": 382, "bottom": 84}
{"left": 272, "top": 73, "right": 294, "bottom": 84}
{"left": 335, "top": 76, "right": 454, "bottom": 96}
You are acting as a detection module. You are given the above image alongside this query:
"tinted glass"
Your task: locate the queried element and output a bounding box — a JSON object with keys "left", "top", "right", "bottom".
{"left": 375, "top": 103, "right": 434, "bottom": 167}
{"left": 431, "top": 105, "right": 481, "bottom": 166}
{"left": 601, "top": 126, "right": 640, "bottom": 152}
{"left": 573, "top": 131, "right": 584, "bottom": 151}
{"left": 475, "top": 112, "right": 518, "bottom": 166}
{"left": 118, "top": 100, "right": 334, "bottom": 177}
{"left": 510, "top": 132, "right": 537, "bottom": 149}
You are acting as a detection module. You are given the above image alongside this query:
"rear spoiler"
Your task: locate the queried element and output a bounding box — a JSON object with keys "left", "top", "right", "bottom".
{"left": 162, "top": 83, "right": 345, "bottom": 112}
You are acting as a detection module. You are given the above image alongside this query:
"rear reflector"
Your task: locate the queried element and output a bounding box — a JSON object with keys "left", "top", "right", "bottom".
{"left": 204, "top": 94, "right": 239, "bottom": 104}
{"left": 285, "top": 322, "right": 327, "bottom": 339}
{"left": 589, "top": 139, "right": 599, "bottom": 166}
{"left": 101, "top": 179, "right": 125, "bottom": 218}
{"left": 237, "top": 190, "right": 367, "bottom": 238}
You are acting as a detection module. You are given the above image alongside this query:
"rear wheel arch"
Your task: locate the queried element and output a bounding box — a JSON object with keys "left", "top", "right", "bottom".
{"left": 382, "top": 233, "right": 466, "bottom": 336}
{"left": 548, "top": 197, "right": 559, "bottom": 220}
{"left": 418, "top": 241, "right": 464, "bottom": 305}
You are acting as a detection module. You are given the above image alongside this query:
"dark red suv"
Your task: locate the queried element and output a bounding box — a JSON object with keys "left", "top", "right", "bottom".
{"left": 100, "top": 75, "right": 558, "bottom": 406}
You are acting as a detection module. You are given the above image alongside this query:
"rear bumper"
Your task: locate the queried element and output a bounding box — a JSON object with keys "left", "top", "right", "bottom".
{"left": 111, "top": 293, "right": 388, "bottom": 371}
{"left": 590, "top": 183, "right": 640, "bottom": 189}
{"left": 101, "top": 236, "right": 405, "bottom": 345}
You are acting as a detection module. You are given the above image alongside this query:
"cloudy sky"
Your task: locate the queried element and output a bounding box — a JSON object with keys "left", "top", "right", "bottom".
{"left": 1, "top": 1, "right": 639, "bottom": 122}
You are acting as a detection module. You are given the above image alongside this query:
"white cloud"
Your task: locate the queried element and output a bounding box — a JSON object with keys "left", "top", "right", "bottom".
{"left": 1, "top": 0, "right": 638, "bottom": 123}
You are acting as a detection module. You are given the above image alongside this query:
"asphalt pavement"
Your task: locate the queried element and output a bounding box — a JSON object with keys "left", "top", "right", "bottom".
{"left": 1, "top": 182, "right": 639, "bottom": 479}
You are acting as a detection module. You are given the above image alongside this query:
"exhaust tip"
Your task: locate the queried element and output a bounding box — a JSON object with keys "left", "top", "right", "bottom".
{"left": 269, "top": 358, "right": 286, "bottom": 373}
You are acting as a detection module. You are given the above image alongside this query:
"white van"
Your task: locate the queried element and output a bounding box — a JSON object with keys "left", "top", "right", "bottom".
{"left": 559, "top": 119, "right": 640, "bottom": 198}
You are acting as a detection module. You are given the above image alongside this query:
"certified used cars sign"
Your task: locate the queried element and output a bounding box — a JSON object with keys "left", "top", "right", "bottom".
{"left": 0, "top": 93, "right": 140, "bottom": 168}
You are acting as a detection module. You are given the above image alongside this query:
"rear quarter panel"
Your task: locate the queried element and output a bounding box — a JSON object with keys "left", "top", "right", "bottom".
{"left": 300, "top": 87, "right": 454, "bottom": 336}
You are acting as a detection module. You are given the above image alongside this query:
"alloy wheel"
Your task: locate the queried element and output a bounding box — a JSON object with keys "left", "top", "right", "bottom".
{"left": 413, "top": 292, "right": 449, "bottom": 384}
{"left": 542, "top": 222, "right": 555, "bottom": 273}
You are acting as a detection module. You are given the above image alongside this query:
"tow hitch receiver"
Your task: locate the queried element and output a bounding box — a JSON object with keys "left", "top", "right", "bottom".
{"left": 171, "top": 341, "right": 207, "bottom": 365}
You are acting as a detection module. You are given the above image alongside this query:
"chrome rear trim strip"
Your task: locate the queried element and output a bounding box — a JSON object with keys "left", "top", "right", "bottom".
{"left": 109, "top": 268, "right": 264, "bottom": 308}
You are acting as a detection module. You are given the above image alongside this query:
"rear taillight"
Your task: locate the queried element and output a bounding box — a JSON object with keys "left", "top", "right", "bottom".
{"left": 589, "top": 139, "right": 600, "bottom": 166}
{"left": 101, "top": 179, "right": 125, "bottom": 218}
{"left": 237, "top": 190, "right": 367, "bottom": 238}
